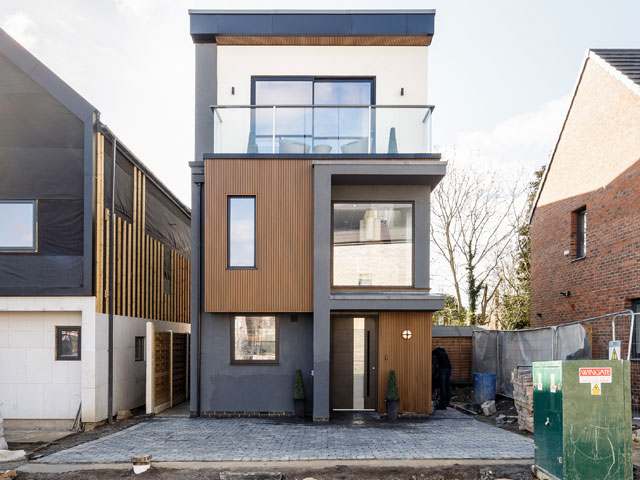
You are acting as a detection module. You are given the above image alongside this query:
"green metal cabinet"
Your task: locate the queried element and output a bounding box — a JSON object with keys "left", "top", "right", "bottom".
{"left": 532, "top": 360, "right": 632, "bottom": 480}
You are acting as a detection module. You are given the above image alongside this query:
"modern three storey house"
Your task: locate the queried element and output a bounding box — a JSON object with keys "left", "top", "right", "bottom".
{"left": 188, "top": 10, "right": 445, "bottom": 420}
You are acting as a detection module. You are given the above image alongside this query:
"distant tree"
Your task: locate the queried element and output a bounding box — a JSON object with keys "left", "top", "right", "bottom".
{"left": 433, "top": 295, "right": 468, "bottom": 325}
{"left": 431, "top": 160, "right": 524, "bottom": 325}
{"left": 494, "top": 166, "right": 545, "bottom": 330}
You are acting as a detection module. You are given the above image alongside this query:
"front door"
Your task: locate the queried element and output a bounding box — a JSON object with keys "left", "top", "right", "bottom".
{"left": 330, "top": 316, "right": 378, "bottom": 410}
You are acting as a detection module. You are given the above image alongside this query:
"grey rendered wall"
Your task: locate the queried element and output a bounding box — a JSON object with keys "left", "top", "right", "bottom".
{"left": 200, "top": 312, "right": 314, "bottom": 413}
{"left": 0, "top": 53, "right": 91, "bottom": 295}
{"left": 194, "top": 43, "right": 217, "bottom": 162}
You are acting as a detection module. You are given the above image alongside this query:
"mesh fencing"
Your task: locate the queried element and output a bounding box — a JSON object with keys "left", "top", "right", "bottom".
{"left": 472, "top": 311, "right": 638, "bottom": 417}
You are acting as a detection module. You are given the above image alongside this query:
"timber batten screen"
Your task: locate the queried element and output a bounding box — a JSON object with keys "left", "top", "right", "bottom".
{"left": 94, "top": 133, "right": 191, "bottom": 322}
{"left": 204, "top": 158, "right": 313, "bottom": 312}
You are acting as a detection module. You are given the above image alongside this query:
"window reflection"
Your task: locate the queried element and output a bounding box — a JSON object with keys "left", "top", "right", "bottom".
{"left": 228, "top": 197, "right": 255, "bottom": 268}
{"left": 233, "top": 316, "right": 277, "bottom": 362}
{"left": 333, "top": 203, "right": 413, "bottom": 286}
{"left": 0, "top": 202, "right": 35, "bottom": 250}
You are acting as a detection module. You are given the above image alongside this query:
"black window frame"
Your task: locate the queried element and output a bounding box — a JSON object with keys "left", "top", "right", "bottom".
{"left": 632, "top": 300, "right": 640, "bottom": 359}
{"left": 134, "top": 336, "right": 145, "bottom": 362}
{"left": 55, "top": 326, "right": 81, "bottom": 361}
{"left": 575, "top": 206, "right": 586, "bottom": 259}
{"left": 250, "top": 76, "right": 376, "bottom": 153}
{"left": 230, "top": 314, "right": 279, "bottom": 365}
{"left": 227, "top": 195, "right": 257, "bottom": 270}
{"left": 0, "top": 200, "right": 38, "bottom": 253}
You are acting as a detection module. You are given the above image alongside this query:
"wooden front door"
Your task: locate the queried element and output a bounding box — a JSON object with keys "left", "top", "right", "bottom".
{"left": 330, "top": 316, "right": 378, "bottom": 411}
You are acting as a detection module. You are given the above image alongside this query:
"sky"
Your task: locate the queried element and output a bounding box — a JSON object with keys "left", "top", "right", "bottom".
{"left": 2, "top": 1, "right": 640, "bottom": 207}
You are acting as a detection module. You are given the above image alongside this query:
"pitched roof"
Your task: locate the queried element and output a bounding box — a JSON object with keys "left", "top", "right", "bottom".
{"left": 529, "top": 48, "right": 640, "bottom": 222}
{"left": 590, "top": 49, "right": 640, "bottom": 88}
{"left": 0, "top": 27, "right": 97, "bottom": 121}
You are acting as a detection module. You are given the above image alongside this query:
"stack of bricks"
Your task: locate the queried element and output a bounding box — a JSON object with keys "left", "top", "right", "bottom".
{"left": 512, "top": 367, "right": 534, "bottom": 433}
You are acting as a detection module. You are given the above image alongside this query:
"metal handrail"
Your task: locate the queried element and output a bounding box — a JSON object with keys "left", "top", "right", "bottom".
{"left": 210, "top": 104, "right": 436, "bottom": 109}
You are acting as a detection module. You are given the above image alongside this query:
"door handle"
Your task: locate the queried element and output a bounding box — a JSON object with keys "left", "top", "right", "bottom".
{"left": 545, "top": 417, "right": 550, "bottom": 426}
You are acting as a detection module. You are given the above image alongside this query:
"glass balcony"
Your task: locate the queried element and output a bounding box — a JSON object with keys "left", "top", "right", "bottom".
{"left": 211, "top": 105, "right": 434, "bottom": 155}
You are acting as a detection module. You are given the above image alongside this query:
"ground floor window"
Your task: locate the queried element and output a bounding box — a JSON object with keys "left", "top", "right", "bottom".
{"left": 231, "top": 315, "right": 278, "bottom": 364}
{"left": 632, "top": 300, "right": 640, "bottom": 359}
{"left": 135, "top": 336, "right": 145, "bottom": 361}
{"left": 56, "top": 326, "right": 81, "bottom": 361}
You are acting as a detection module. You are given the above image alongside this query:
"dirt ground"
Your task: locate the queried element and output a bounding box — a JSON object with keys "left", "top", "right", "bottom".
{"left": 12, "top": 464, "right": 536, "bottom": 480}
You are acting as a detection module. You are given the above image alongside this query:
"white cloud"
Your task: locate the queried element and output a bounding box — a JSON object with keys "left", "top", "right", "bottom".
{"left": 114, "top": 0, "right": 155, "bottom": 19}
{"left": 1, "top": 12, "right": 38, "bottom": 49}
{"left": 441, "top": 94, "right": 571, "bottom": 172}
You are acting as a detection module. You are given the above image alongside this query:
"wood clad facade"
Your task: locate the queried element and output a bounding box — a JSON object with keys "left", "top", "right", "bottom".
{"left": 93, "top": 133, "right": 191, "bottom": 322}
{"left": 204, "top": 158, "right": 313, "bottom": 312}
{"left": 377, "top": 311, "right": 432, "bottom": 413}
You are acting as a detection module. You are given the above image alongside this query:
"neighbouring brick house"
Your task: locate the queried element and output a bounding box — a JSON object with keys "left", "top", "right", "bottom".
{"left": 530, "top": 49, "right": 640, "bottom": 406}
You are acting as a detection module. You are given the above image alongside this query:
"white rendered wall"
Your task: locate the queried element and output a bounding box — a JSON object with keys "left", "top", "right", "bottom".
{"left": 0, "top": 297, "right": 94, "bottom": 419}
{"left": 86, "top": 314, "right": 190, "bottom": 423}
{"left": 217, "top": 45, "right": 429, "bottom": 105}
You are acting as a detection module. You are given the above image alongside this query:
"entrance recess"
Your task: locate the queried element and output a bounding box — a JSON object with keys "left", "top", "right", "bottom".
{"left": 330, "top": 316, "right": 378, "bottom": 411}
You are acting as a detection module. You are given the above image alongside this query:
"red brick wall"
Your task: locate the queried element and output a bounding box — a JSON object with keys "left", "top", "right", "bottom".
{"left": 530, "top": 56, "right": 640, "bottom": 408}
{"left": 432, "top": 337, "right": 472, "bottom": 383}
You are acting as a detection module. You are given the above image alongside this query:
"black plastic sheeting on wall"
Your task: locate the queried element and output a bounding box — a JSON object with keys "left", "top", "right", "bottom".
{"left": 104, "top": 137, "right": 134, "bottom": 223}
{"left": 145, "top": 179, "right": 190, "bottom": 258}
{"left": 0, "top": 53, "right": 86, "bottom": 293}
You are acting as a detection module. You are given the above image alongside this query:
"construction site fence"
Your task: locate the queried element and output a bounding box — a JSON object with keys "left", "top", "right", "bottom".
{"left": 472, "top": 311, "right": 639, "bottom": 417}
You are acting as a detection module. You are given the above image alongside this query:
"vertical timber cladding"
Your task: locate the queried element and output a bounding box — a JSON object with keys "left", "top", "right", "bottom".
{"left": 378, "top": 311, "right": 432, "bottom": 413}
{"left": 204, "top": 158, "right": 313, "bottom": 312}
{"left": 93, "top": 132, "right": 191, "bottom": 322}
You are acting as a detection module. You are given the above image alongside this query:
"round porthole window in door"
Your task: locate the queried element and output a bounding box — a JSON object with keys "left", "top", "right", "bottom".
{"left": 402, "top": 330, "right": 412, "bottom": 340}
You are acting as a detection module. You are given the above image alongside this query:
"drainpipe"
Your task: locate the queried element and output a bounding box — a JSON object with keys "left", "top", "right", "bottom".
{"left": 107, "top": 131, "right": 116, "bottom": 424}
{"left": 190, "top": 162, "right": 204, "bottom": 417}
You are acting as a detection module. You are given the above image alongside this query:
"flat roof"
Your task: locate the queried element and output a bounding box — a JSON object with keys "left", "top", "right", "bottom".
{"left": 189, "top": 10, "right": 436, "bottom": 44}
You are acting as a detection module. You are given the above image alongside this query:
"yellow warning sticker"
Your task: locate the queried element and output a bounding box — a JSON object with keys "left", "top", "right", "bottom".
{"left": 591, "top": 383, "right": 601, "bottom": 395}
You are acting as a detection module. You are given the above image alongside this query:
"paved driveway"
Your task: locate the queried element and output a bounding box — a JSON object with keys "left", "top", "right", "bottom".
{"left": 36, "top": 410, "right": 533, "bottom": 463}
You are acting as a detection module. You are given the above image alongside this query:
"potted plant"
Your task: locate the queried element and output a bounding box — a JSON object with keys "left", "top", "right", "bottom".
{"left": 386, "top": 370, "right": 399, "bottom": 420}
{"left": 387, "top": 127, "right": 398, "bottom": 154}
{"left": 293, "top": 369, "right": 305, "bottom": 418}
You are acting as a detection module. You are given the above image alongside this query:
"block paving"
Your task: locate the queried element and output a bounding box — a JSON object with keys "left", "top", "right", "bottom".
{"left": 37, "top": 409, "right": 533, "bottom": 463}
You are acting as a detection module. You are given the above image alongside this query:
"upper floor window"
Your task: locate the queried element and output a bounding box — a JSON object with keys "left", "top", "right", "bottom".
{"left": 252, "top": 77, "right": 374, "bottom": 154}
{"left": 574, "top": 206, "right": 586, "bottom": 259}
{"left": 332, "top": 202, "right": 413, "bottom": 287}
{"left": 228, "top": 196, "right": 256, "bottom": 268}
{"left": 0, "top": 201, "right": 36, "bottom": 252}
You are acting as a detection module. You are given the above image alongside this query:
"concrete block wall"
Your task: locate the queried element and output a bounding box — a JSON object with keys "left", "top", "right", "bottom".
{"left": 0, "top": 310, "right": 82, "bottom": 419}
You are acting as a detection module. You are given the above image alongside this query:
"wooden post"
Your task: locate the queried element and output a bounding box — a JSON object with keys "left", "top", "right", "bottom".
{"left": 132, "top": 168, "right": 138, "bottom": 318}
{"left": 94, "top": 133, "right": 105, "bottom": 313}
{"left": 116, "top": 216, "right": 122, "bottom": 316}
{"left": 127, "top": 222, "right": 132, "bottom": 317}
{"left": 169, "top": 330, "right": 174, "bottom": 408}
{"left": 105, "top": 208, "right": 110, "bottom": 314}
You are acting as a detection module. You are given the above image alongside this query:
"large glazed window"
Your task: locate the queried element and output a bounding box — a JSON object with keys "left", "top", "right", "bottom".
{"left": 0, "top": 201, "right": 36, "bottom": 251}
{"left": 232, "top": 315, "right": 278, "bottom": 363}
{"left": 228, "top": 196, "right": 256, "bottom": 268}
{"left": 333, "top": 202, "right": 413, "bottom": 287}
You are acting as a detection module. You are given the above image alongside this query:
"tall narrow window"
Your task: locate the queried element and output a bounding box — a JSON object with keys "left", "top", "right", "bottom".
{"left": 576, "top": 207, "right": 586, "bottom": 258}
{"left": 228, "top": 196, "right": 256, "bottom": 268}
{"left": 0, "top": 201, "right": 36, "bottom": 251}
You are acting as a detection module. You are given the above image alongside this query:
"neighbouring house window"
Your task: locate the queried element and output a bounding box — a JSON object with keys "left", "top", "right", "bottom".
{"left": 56, "top": 326, "right": 81, "bottom": 361}
{"left": 632, "top": 300, "right": 640, "bottom": 359}
{"left": 575, "top": 207, "right": 586, "bottom": 258}
{"left": 0, "top": 201, "right": 36, "bottom": 251}
{"left": 332, "top": 202, "right": 413, "bottom": 287}
{"left": 135, "top": 336, "right": 145, "bottom": 361}
{"left": 228, "top": 196, "right": 256, "bottom": 268}
{"left": 232, "top": 315, "right": 278, "bottom": 363}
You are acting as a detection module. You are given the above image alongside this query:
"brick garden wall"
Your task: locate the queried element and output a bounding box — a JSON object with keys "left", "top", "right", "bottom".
{"left": 530, "top": 56, "right": 640, "bottom": 408}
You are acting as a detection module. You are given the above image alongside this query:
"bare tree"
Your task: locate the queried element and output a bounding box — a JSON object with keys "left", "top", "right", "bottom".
{"left": 431, "top": 160, "right": 525, "bottom": 325}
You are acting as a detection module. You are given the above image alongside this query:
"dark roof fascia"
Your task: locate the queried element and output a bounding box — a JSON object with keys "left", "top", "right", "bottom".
{"left": 0, "top": 28, "right": 97, "bottom": 122}
{"left": 203, "top": 153, "right": 441, "bottom": 160}
{"left": 99, "top": 123, "right": 191, "bottom": 218}
{"left": 189, "top": 10, "right": 435, "bottom": 44}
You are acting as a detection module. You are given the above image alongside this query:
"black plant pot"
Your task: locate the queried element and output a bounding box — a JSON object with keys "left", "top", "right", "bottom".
{"left": 386, "top": 399, "right": 399, "bottom": 421}
{"left": 294, "top": 399, "right": 305, "bottom": 418}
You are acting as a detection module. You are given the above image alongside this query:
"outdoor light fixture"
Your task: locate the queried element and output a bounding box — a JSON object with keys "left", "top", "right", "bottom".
{"left": 402, "top": 329, "right": 412, "bottom": 340}
{"left": 400, "top": 87, "right": 405, "bottom": 96}
{"left": 231, "top": 86, "right": 235, "bottom": 95}
{"left": 560, "top": 291, "right": 571, "bottom": 297}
